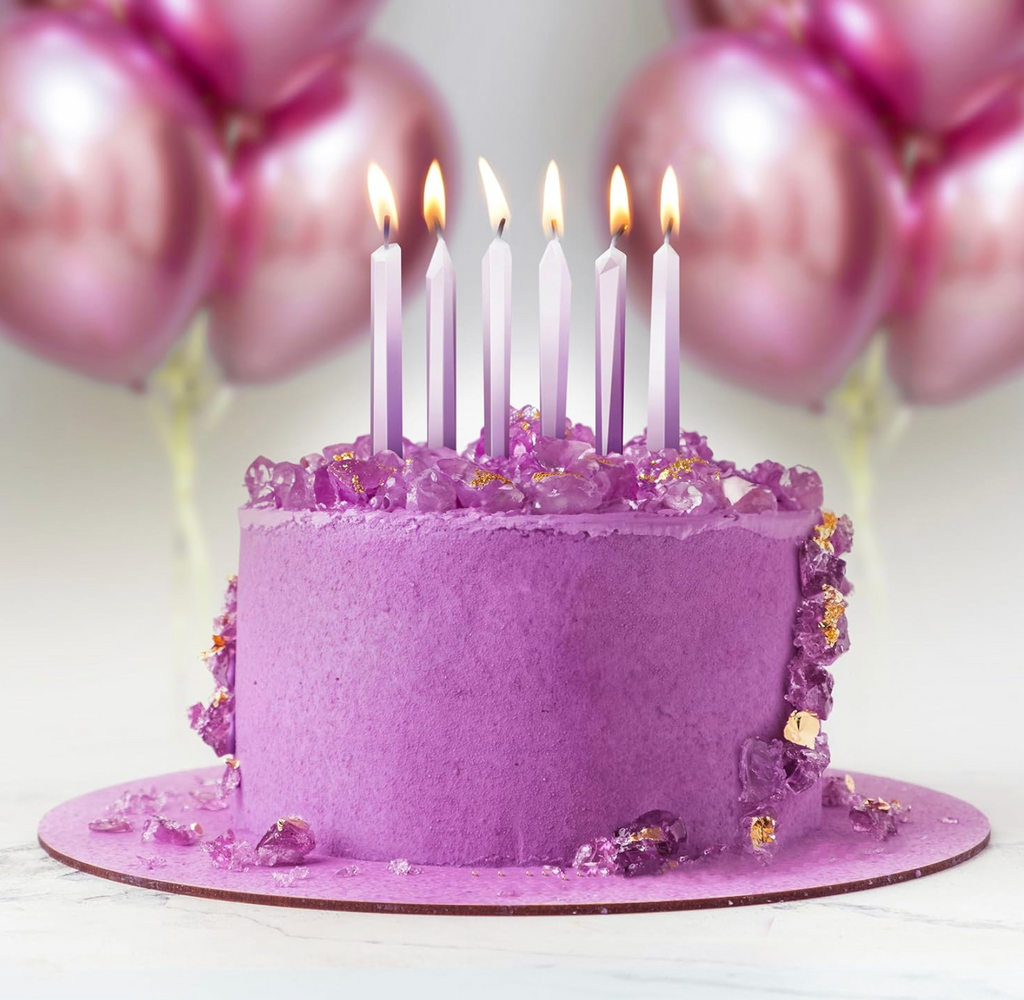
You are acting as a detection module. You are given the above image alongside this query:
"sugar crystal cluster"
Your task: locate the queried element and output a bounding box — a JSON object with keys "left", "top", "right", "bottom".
{"left": 572, "top": 809, "right": 687, "bottom": 878}
{"left": 188, "top": 578, "right": 238, "bottom": 759}
{"left": 736, "top": 510, "right": 854, "bottom": 858}
{"left": 242, "top": 406, "right": 825, "bottom": 518}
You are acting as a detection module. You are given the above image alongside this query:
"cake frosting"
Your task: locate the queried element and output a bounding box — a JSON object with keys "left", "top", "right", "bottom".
{"left": 190, "top": 406, "right": 853, "bottom": 871}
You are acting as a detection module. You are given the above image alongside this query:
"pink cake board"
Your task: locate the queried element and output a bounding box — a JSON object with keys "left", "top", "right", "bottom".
{"left": 38, "top": 768, "right": 989, "bottom": 916}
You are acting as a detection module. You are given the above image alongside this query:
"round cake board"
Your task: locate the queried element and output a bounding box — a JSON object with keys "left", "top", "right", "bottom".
{"left": 38, "top": 768, "right": 989, "bottom": 916}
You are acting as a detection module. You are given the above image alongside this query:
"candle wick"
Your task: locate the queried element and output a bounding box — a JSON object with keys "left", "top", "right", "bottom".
{"left": 663, "top": 221, "right": 674, "bottom": 243}
{"left": 550, "top": 221, "right": 560, "bottom": 241}
{"left": 383, "top": 215, "right": 391, "bottom": 248}
{"left": 610, "top": 225, "right": 626, "bottom": 249}
{"left": 434, "top": 220, "right": 444, "bottom": 240}
{"left": 497, "top": 218, "right": 506, "bottom": 238}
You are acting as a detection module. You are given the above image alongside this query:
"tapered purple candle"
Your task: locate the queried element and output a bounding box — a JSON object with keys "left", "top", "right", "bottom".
{"left": 647, "top": 167, "right": 680, "bottom": 453}
{"left": 367, "top": 162, "right": 402, "bottom": 455}
{"left": 595, "top": 165, "right": 630, "bottom": 455}
{"left": 539, "top": 160, "right": 570, "bottom": 439}
{"left": 479, "top": 157, "right": 512, "bottom": 458}
{"left": 423, "top": 160, "right": 456, "bottom": 450}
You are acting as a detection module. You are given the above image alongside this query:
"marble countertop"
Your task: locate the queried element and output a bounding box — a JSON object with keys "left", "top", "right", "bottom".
{"left": 3, "top": 745, "right": 1021, "bottom": 1000}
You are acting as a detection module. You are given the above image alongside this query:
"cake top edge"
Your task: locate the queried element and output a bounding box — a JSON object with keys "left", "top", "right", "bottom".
{"left": 243, "top": 404, "right": 826, "bottom": 518}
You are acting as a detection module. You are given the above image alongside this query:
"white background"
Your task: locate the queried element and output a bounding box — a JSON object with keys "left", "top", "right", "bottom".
{"left": 2, "top": 0, "right": 1022, "bottom": 996}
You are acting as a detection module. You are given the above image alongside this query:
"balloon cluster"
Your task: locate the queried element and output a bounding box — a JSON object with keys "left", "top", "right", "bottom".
{"left": 599, "top": 0, "right": 1024, "bottom": 406}
{"left": 0, "top": 0, "right": 456, "bottom": 385}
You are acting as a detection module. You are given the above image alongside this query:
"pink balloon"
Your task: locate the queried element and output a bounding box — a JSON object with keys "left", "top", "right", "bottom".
{"left": 888, "top": 94, "right": 1024, "bottom": 404}
{"left": 209, "top": 43, "right": 457, "bottom": 384}
{"left": 809, "top": 0, "right": 1024, "bottom": 134}
{"left": 131, "top": 0, "right": 382, "bottom": 111}
{"left": 598, "top": 33, "right": 903, "bottom": 406}
{"left": 666, "top": 0, "right": 809, "bottom": 39}
{"left": 0, "top": 11, "right": 226, "bottom": 385}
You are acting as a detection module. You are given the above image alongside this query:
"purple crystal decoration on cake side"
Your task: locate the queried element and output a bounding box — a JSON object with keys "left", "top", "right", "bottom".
{"left": 782, "top": 731, "right": 831, "bottom": 794}
{"left": 738, "top": 737, "right": 788, "bottom": 804}
{"left": 255, "top": 817, "right": 316, "bottom": 867}
{"left": 572, "top": 809, "right": 687, "bottom": 878}
{"left": 784, "top": 657, "right": 835, "bottom": 720}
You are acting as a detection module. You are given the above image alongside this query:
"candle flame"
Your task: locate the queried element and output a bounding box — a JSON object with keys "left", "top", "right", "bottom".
{"left": 423, "top": 159, "right": 446, "bottom": 233}
{"left": 478, "top": 156, "right": 510, "bottom": 233}
{"left": 609, "top": 165, "right": 630, "bottom": 236}
{"left": 542, "top": 159, "right": 564, "bottom": 238}
{"left": 367, "top": 162, "right": 398, "bottom": 235}
{"left": 660, "top": 166, "right": 680, "bottom": 237}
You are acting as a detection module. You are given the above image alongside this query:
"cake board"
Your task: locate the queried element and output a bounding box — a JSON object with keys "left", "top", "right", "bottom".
{"left": 38, "top": 768, "right": 989, "bottom": 916}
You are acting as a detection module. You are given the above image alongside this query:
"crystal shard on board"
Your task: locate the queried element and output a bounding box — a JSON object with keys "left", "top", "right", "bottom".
{"left": 821, "top": 773, "right": 857, "bottom": 807}
{"left": 140, "top": 816, "right": 203, "bottom": 847}
{"left": 88, "top": 815, "right": 133, "bottom": 834}
{"left": 203, "top": 829, "right": 257, "bottom": 871}
{"left": 850, "top": 797, "right": 910, "bottom": 840}
{"left": 256, "top": 816, "right": 316, "bottom": 866}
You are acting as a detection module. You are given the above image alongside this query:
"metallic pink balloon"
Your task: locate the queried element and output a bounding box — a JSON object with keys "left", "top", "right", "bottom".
{"left": 888, "top": 95, "right": 1024, "bottom": 404}
{"left": 809, "top": 0, "right": 1024, "bottom": 134}
{"left": 209, "top": 43, "right": 457, "bottom": 384}
{"left": 0, "top": 11, "right": 226, "bottom": 384}
{"left": 666, "top": 0, "right": 810, "bottom": 39}
{"left": 598, "top": 33, "right": 903, "bottom": 406}
{"left": 131, "top": 0, "right": 382, "bottom": 111}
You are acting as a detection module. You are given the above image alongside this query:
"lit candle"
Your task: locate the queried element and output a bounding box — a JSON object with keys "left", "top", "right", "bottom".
{"left": 539, "top": 160, "right": 570, "bottom": 439}
{"left": 595, "top": 165, "right": 630, "bottom": 455}
{"left": 367, "top": 162, "right": 402, "bottom": 455}
{"left": 647, "top": 166, "right": 680, "bottom": 453}
{"left": 479, "top": 157, "right": 512, "bottom": 458}
{"left": 423, "top": 160, "right": 456, "bottom": 450}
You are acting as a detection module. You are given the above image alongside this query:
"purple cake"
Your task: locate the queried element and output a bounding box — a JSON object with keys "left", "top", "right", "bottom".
{"left": 193, "top": 406, "right": 853, "bottom": 871}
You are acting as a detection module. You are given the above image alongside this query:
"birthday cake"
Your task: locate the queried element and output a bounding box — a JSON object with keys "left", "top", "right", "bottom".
{"left": 188, "top": 406, "right": 854, "bottom": 872}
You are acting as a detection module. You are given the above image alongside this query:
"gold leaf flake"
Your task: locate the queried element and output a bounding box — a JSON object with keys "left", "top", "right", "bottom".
{"left": 814, "top": 511, "right": 838, "bottom": 552}
{"left": 783, "top": 710, "right": 820, "bottom": 748}
{"left": 333, "top": 452, "right": 355, "bottom": 462}
{"left": 469, "top": 469, "right": 511, "bottom": 488}
{"left": 656, "top": 455, "right": 707, "bottom": 482}
{"left": 843, "top": 774, "right": 856, "bottom": 794}
{"left": 819, "top": 584, "right": 846, "bottom": 647}
{"left": 531, "top": 470, "right": 582, "bottom": 482}
{"left": 749, "top": 815, "right": 776, "bottom": 851}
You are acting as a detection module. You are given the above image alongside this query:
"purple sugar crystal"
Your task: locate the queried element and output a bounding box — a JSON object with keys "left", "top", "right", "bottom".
{"left": 406, "top": 468, "right": 458, "bottom": 512}
{"left": 203, "top": 829, "right": 257, "bottom": 871}
{"left": 799, "top": 542, "right": 848, "bottom": 597}
{"left": 188, "top": 690, "right": 235, "bottom": 757}
{"left": 831, "top": 514, "right": 854, "bottom": 556}
{"left": 88, "top": 816, "right": 133, "bottom": 834}
{"left": 109, "top": 787, "right": 166, "bottom": 816}
{"left": 387, "top": 858, "right": 421, "bottom": 875}
{"left": 738, "top": 737, "right": 788, "bottom": 804}
{"left": 141, "top": 816, "right": 202, "bottom": 847}
{"left": 821, "top": 774, "right": 858, "bottom": 808}
{"left": 745, "top": 460, "right": 785, "bottom": 494}
{"left": 136, "top": 854, "right": 167, "bottom": 870}
{"left": 190, "top": 758, "right": 241, "bottom": 810}
{"left": 722, "top": 477, "right": 778, "bottom": 514}
{"left": 571, "top": 809, "right": 687, "bottom": 878}
{"left": 784, "top": 657, "right": 835, "bottom": 720}
{"left": 778, "top": 465, "right": 824, "bottom": 511}
{"left": 270, "top": 461, "right": 313, "bottom": 510}
{"left": 256, "top": 817, "right": 316, "bottom": 867}
{"left": 526, "top": 471, "right": 603, "bottom": 515}
{"left": 782, "top": 731, "right": 831, "bottom": 794}
{"left": 849, "top": 797, "right": 910, "bottom": 840}
{"left": 271, "top": 866, "right": 310, "bottom": 887}
{"left": 793, "top": 589, "right": 849, "bottom": 665}
{"left": 244, "top": 457, "right": 276, "bottom": 505}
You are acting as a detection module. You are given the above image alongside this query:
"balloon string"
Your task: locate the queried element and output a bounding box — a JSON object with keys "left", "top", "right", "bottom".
{"left": 148, "top": 315, "right": 224, "bottom": 725}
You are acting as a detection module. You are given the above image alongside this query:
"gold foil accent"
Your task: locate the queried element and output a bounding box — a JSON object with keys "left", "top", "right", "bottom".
{"left": 333, "top": 452, "right": 355, "bottom": 462}
{"left": 783, "top": 710, "right": 820, "bottom": 748}
{"left": 864, "top": 797, "right": 891, "bottom": 813}
{"left": 585, "top": 456, "right": 617, "bottom": 466}
{"left": 843, "top": 774, "right": 856, "bottom": 794}
{"left": 212, "top": 688, "right": 230, "bottom": 707}
{"left": 819, "top": 584, "right": 846, "bottom": 647}
{"left": 469, "top": 469, "right": 511, "bottom": 488}
{"left": 211, "top": 634, "right": 227, "bottom": 649}
{"left": 749, "top": 815, "right": 776, "bottom": 851}
{"left": 656, "top": 455, "right": 707, "bottom": 482}
{"left": 225, "top": 756, "right": 241, "bottom": 769}
{"left": 814, "top": 511, "right": 839, "bottom": 552}
{"left": 531, "top": 470, "right": 582, "bottom": 482}
{"left": 351, "top": 473, "right": 365, "bottom": 494}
